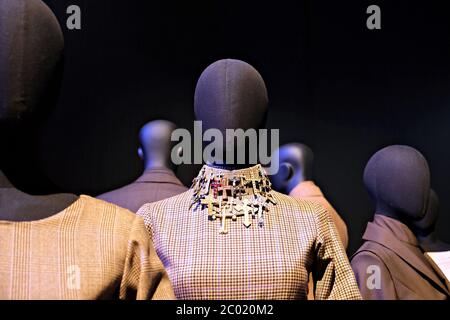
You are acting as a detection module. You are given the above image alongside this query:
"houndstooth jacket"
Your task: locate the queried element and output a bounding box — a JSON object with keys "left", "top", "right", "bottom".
{"left": 137, "top": 165, "right": 361, "bottom": 300}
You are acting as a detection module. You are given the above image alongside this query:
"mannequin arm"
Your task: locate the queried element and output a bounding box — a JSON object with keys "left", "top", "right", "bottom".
{"left": 312, "top": 204, "right": 361, "bottom": 300}
{"left": 351, "top": 252, "right": 397, "bottom": 300}
{"left": 119, "top": 216, "right": 175, "bottom": 300}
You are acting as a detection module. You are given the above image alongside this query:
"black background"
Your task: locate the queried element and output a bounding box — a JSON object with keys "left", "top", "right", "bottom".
{"left": 3, "top": 0, "right": 450, "bottom": 254}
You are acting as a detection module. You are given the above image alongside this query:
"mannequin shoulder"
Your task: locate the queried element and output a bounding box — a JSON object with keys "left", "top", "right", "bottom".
{"left": 136, "top": 189, "right": 194, "bottom": 218}
{"left": 79, "top": 194, "right": 137, "bottom": 223}
{"left": 351, "top": 250, "right": 387, "bottom": 270}
{"left": 271, "top": 190, "right": 330, "bottom": 219}
{"left": 65, "top": 195, "right": 149, "bottom": 246}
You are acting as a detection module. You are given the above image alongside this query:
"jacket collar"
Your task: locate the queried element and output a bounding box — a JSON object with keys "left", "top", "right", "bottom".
{"left": 135, "top": 168, "right": 184, "bottom": 186}
{"left": 363, "top": 214, "right": 449, "bottom": 294}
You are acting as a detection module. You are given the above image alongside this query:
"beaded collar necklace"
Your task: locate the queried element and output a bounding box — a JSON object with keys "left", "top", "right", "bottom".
{"left": 191, "top": 164, "right": 276, "bottom": 234}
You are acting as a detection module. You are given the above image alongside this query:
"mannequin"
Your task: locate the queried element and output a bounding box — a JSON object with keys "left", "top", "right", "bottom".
{"left": 0, "top": 0, "right": 78, "bottom": 220}
{"left": 270, "top": 143, "right": 348, "bottom": 248}
{"left": 138, "top": 120, "right": 179, "bottom": 171}
{"left": 270, "top": 143, "right": 314, "bottom": 192}
{"left": 0, "top": 0, "right": 174, "bottom": 300}
{"left": 98, "top": 120, "right": 187, "bottom": 212}
{"left": 413, "top": 189, "right": 450, "bottom": 252}
{"left": 351, "top": 145, "right": 449, "bottom": 300}
{"left": 137, "top": 59, "right": 361, "bottom": 300}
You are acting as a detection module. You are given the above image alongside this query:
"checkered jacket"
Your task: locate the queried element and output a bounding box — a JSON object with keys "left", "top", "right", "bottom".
{"left": 0, "top": 195, "right": 174, "bottom": 300}
{"left": 137, "top": 166, "right": 361, "bottom": 300}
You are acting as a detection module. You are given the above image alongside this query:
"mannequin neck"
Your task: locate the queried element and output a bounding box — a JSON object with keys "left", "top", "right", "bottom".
{"left": 143, "top": 158, "right": 174, "bottom": 172}
{"left": 205, "top": 158, "right": 258, "bottom": 171}
{"left": 286, "top": 172, "right": 310, "bottom": 194}
{"left": 411, "top": 222, "right": 435, "bottom": 238}
{"left": 375, "top": 202, "right": 406, "bottom": 222}
{"left": 417, "top": 232, "right": 438, "bottom": 245}
{"left": 0, "top": 188, "right": 79, "bottom": 222}
{"left": 417, "top": 232, "right": 450, "bottom": 252}
{"left": 0, "top": 169, "right": 79, "bottom": 221}
{"left": 204, "top": 147, "right": 261, "bottom": 171}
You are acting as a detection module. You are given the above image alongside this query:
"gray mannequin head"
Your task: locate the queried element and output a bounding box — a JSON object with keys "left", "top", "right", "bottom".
{"left": 364, "top": 145, "right": 430, "bottom": 223}
{"left": 270, "top": 143, "right": 314, "bottom": 194}
{"left": 0, "top": 0, "right": 64, "bottom": 184}
{"left": 137, "top": 120, "right": 180, "bottom": 171}
{"left": 0, "top": 0, "right": 78, "bottom": 221}
{"left": 194, "top": 59, "right": 268, "bottom": 169}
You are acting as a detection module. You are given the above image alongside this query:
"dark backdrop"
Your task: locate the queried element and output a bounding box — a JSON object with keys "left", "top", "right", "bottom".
{"left": 3, "top": 0, "right": 450, "bottom": 254}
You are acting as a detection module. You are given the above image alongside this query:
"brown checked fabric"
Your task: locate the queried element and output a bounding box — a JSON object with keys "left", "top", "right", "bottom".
{"left": 0, "top": 195, "right": 175, "bottom": 300}
{"left": 137, "top": 165, "right": 361, "bottom": 300}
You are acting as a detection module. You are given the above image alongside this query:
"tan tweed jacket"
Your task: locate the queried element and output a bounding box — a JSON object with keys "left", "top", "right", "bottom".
{"left": 0, "top": 195, "right": 174, "bottom": 300}
{"left": 137, "top": 165, "right": 361, "bottom": 300}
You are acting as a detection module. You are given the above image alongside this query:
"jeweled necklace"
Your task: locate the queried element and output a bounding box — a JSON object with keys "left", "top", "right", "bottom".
{"left": 190, "top": 165, "right": 276, "bottom": 234}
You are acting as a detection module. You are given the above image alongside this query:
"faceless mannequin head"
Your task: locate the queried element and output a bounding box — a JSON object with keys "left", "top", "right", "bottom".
{"left": 0, "top": 0, "right": 77, "bottom": 221}
{"left": 0, "top": 0, "right": 64, "bottom": 185}
{"left": 270, "top": 143, "right": 314, "bottom": 194}
{"left": 194, "top": 59, "right": 268, "bottom": 169}
{"left": 364, "top": 145, "right": 430, "bottom": 223}
{"left": 138, "top": 120, "right": 179, "bottom": 171}
{"left": 0, "top": 0, "right": 64, "bottom": 121}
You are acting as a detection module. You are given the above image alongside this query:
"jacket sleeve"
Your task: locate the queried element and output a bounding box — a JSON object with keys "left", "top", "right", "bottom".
{"left": 312, "top": 204, "right": 362, "bottom": 300}
{"left": 119, "top": 215, "right": 175, "bottom": 300}
{"left": 351, "top": 251, "right": 397, "bottom": 300}
{"left": 326, "top": 204, "right": 349, "bottom": 250}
